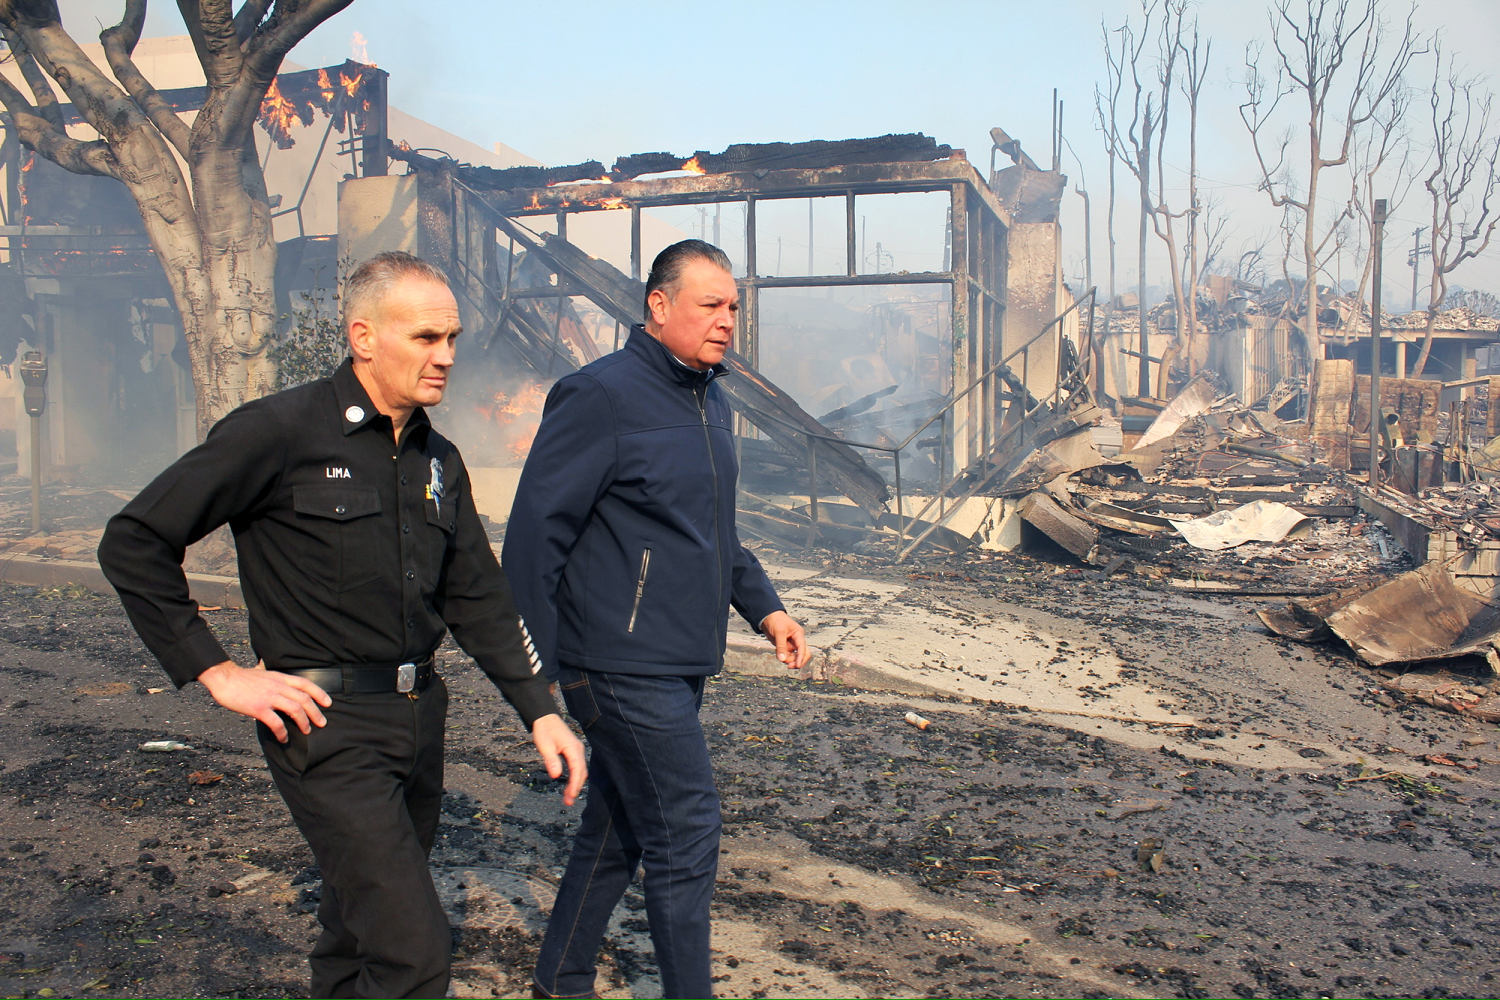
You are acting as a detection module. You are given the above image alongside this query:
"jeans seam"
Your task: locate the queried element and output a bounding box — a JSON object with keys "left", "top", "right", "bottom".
{"left": 606, "top": 672, "right": 680, "bottom": 972}
{"left": 539, "top": 811, "right": 613, "bottom": 996}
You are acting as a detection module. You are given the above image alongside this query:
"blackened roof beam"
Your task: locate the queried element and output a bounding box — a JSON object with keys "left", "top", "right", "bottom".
{"left": 410, "top": 133, "right": 957, "bottom": 192}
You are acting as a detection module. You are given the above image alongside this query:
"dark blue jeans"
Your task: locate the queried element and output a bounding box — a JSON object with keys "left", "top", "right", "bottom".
{"left": 533, "top": 667, "right": 720, "bottom": 999}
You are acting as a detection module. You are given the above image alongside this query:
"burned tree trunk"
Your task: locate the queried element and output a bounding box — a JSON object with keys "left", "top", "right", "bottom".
{"left": 0, "top": 1, "right": 351, "bottom": 439}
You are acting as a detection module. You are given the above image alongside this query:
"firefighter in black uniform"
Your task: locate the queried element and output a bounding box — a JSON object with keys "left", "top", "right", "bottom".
{"left": 98, "top": 251, "right": 585, "bottom": 999}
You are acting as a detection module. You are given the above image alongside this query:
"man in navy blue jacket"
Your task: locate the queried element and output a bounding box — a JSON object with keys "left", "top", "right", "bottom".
{"left": 503, "top": 239, "right": 809, "bottom": 999}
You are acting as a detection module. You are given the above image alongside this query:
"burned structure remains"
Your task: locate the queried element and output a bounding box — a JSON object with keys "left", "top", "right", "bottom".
{"left": 336, "top": 128, "right": 1091, "bottom": 557}
{"left": 6, "top": 39, "right": 1500, "bottom": 710}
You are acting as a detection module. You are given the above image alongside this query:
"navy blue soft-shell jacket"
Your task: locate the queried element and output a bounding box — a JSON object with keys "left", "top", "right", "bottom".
{"left": 502, "top": 326, "right": 784, "bottom": 680}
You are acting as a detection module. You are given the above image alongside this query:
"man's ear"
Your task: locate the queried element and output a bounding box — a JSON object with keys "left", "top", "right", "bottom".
{"left": 646, "top": 288, "right": 669, "bottom": 328}
{"left": 347, "top": 318, "right": 374, "bottom": 361}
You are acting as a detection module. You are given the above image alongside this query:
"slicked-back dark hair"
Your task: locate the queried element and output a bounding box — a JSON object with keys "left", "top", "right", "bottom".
{"left": 343, "top": 251, "right": 451, "bottom": 330}
{"left": 643, "top": 239, "right": 732, "bottom": 320}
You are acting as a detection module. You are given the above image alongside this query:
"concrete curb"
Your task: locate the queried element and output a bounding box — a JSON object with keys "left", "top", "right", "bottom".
{"left": 724, "top": 634, "right": 940, "bottom": 697}
{"left": 0, "top": 554, "right": 932, "bottom": 698}
{"left": 0, "top": 552, "right": 242, "bottom": 608}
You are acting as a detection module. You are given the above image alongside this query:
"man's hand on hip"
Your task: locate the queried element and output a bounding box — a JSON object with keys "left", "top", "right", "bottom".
{"left": 532, "top": 713, "right": 587, "bottom": 806}
{"left": 761, "top": 610, "right": 812, "bottom": 670}
{"left": 196, "top": 660, "right": 332, "bottom": 743}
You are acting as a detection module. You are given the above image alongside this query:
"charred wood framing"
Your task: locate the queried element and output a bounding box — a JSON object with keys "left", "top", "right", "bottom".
{"left": 468, "top": 196, "right": 890, "bottom": 517}
{"left": 395, "top": 132, "right": 1094, "bottom": 553}
{"left": 611, "top": 134, "right": 953, "bottom": 180}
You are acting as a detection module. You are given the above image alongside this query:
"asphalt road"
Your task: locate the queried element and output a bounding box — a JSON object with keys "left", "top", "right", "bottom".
{"left": 1, "top": 553, "right": 1498, "bottom": 999}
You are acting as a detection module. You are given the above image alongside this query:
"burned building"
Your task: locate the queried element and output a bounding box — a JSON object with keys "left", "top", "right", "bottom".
{"left": 335, "top": 128, "right": 1091, "bottom": 549}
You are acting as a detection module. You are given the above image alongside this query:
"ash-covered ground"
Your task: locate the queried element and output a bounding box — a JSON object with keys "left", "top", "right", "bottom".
{"left": 1, "top": 547, "right": 1497, "bottom": 999}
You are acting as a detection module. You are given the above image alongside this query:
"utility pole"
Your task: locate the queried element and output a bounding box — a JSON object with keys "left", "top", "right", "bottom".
{"left": 1371, "top": 199, "right": 1389, "bottom": 487}
{"left": 1408, "top": 226, "right": 1428, "bottom": 312}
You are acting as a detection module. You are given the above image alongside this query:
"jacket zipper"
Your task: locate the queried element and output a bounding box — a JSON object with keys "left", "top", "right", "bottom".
{"left": 697, "top": 382, "right": 725, "bottom": 644}
{"left": 626, "top": 547, "right": 652, "bottom": 632}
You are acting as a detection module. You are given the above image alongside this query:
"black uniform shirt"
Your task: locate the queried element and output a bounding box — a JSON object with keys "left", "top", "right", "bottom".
{"left": 98, "top": 359, "right": 555, "bottom": 728}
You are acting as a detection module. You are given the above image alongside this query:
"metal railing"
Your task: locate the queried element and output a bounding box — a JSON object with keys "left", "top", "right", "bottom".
{"left": 744, "top": 288, "right": 1097, "bottom": 560}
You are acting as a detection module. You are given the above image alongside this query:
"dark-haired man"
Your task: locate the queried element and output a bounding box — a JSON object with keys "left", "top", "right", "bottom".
{"left": 504, "top": 239, "right": 810, "bottom": 999}
{"left": 99, "top": 251, "right": 585, "bottom": 998}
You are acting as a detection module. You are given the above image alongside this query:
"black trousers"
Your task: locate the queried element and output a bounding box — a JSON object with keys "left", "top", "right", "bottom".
{"left": 258, "top": 677, "right": 450, "bottom": 998}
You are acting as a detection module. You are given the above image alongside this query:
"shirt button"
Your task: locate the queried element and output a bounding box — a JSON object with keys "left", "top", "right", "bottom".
{"left": 401, "top": 476, "right": 408, "bottom": 485}
{"left": 334, "top": 504, "right": 347, "bottom": 515}
{"left": 403, "top": 523, "right": 410, "bottom": 534}
{"left": 405, "top": 570, "right": 415, "bottom": 580}
{"left": 406, "top": 619, "right": 416, "bottom": 629}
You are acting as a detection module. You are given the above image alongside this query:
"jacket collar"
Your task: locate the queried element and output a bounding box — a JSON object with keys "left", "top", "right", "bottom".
{"left": 626, "top": 324, "right": 728, "bottom": 387}
{"left": 331, "top": 357, "right": 431, "bottom": 438}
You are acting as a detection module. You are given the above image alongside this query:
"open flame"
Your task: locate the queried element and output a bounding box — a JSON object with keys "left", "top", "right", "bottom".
{"left": 479, "top": 382, "right": 548, "bottom": 462}
{"left": 259, "top": 79, "right": 306, "bottom": 146}
{"left": 681, "top": 156, "right": 705, "bottom": 174}
{"left": 351, "top": 31, "right": 371, "bottom": 65}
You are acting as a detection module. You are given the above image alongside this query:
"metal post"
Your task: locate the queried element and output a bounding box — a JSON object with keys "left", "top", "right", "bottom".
{"left": 806, "top": 437, "right": 819, "bottom": 546}
{"left": 848, "top": 196, "right": 858, "bottom": 277}
{"left": 808, "top": 198, "right": 815, "bottom": 275}
{"left": 893, "top": 450, "right": 905, "bottom": 543}
{"left": 29, "top": 416, "right": 41, "bottom": 534}
{"left": 1371, "top": 199, "right": 1388, "bottom": 487}
{"left": 1410, "top": 226, "right": 1424, "bottom": 312}
{"left": 19, "top": 351, "right": 47, "bottom": 534}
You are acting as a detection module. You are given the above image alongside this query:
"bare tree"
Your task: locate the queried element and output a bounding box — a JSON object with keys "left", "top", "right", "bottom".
{"left": 1239, "top": 0, "right": 1423, "bottom": 360}
{"left": 1194, "top": 192, "right": 1231, "bottom": 283}
{"left": 1176, "top": 9, "right": 1210, "bottom": 373}
{"left": 1411, "top": 41, "right": 1500, "bottom": 376}
{"left": 0, "top": 0, "right": 352, "bottom": 439}
{"left": 1344, "top": 80, "right": 1414, "bottom": 306}
{"left": 1098, "top": 2, "right": 1156, "bottom": 399}
{"left": 1100, "top": 0, "right": 1207, "bottom": 397}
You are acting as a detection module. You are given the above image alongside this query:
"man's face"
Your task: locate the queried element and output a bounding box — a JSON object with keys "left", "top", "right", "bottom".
{"left": 349, "top": 277, "right": 461, "bottom": 416}
{"left": 647, "top": 259, "right": 739, "bottom": 370}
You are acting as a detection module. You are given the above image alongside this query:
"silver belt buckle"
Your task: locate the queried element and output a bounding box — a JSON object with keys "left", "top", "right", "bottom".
{"left": 396, "top": 662, "right": 416, "bottom": 693}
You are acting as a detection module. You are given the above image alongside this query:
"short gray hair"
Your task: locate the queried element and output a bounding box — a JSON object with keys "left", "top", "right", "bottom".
{"left": 343, "top": 251, "right": 451, "bottom": 328}
{"left": 644, "top": 239, "right": 732, "bottom": 320}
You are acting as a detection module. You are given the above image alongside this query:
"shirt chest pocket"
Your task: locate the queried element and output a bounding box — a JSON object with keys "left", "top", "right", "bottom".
{"left": 291, "top": 485, "right": 385, "bottom": 592}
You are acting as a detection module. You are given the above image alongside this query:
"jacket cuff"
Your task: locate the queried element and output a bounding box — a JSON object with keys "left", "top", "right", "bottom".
{"left": 502, "top": 673, "right": 562, "bottom": 730}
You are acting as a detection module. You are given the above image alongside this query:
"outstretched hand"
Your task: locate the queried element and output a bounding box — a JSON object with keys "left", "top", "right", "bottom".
{"left": 761, "top": 610, "right": 811, "bottom": 671}
{"left": 196, "top": 660, "right": 332, "bottom": 743}
{"left": 531, "top": 713, "right": 587, "bottom": 806}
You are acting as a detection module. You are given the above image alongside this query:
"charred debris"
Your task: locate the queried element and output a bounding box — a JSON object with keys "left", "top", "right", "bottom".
{"left": 369, "top": 134, "right": 1500, "bottom": 709}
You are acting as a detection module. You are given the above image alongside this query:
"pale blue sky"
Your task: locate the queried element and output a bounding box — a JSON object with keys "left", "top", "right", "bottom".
{"left": 58, "top": 1, "right": 1500, "bottom": 295}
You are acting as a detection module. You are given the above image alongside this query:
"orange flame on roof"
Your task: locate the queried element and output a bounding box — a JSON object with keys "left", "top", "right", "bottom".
{"left": 316, "top": 68, "right": 335, "bottom": 103}
{"left": 259, "top": 79, "right": 303, "bottom": 141}
{"left": 339, "top": 70, "right": 364, "bottom": 97}
{"left": 351, "top": 31, "right": 371, "bottom": 65}
{"left": 681, "top": 156, "right": 705, "bottom": 174}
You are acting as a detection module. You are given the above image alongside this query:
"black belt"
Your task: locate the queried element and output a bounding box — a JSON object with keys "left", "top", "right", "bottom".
{"left": 272, "top": 654, "right": 435, "bottom": 694}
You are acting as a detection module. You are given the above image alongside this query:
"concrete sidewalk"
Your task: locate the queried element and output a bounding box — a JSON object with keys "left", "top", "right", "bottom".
{"left": 0, "top": 525, "right": 1321, "bottom": 769}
